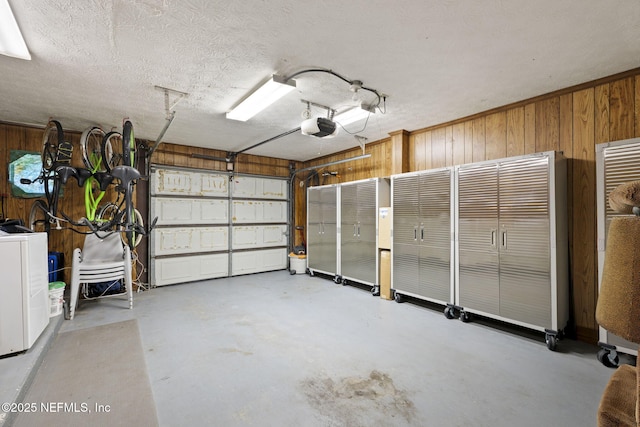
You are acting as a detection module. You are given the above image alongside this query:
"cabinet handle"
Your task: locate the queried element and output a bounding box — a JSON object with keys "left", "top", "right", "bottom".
{"left": 420, "top": 225, "right": 424, "bottom": 241}
{"left": 414, "top": 226, "right": 418, "bottom": 241}
{"left": 354, "top": 224, "right": 357, "bottom": 237}
{"left": 491, "top": 229, "right": 497, "bottom": 248}
{"left": 357, "top": 222, "right": 361, "bottom": 237}
{"left": 502, "top": 231, "right": 507, "bottom": 249}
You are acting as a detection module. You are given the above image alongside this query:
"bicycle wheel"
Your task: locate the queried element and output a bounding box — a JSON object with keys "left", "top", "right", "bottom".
{"left": 95, "top": 202, "right": 120, "bottom": 225}
{"left": 41, "top": 120, "right": 63, "bottom": 171}
{"left": 81, "top": 126, "right": 106, "bottom": 172}
{"left": 102, "top": 131, "right": 123, "bottom": 173}
{"left": 29, "top": 199, "right": 50, "bottom": 232}
{"left": 122, "top": 119, "right": 136, "bottom": 169}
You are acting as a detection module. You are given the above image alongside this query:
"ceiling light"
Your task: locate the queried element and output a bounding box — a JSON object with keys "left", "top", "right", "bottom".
{"left": 0, "top": 0, "right": 30, "bottom": 60}
{"left": 334, "top": 104, "right": 374, "bottom": 126}
{"left": 226, "top": 75, "right": 296, "bottom": 121}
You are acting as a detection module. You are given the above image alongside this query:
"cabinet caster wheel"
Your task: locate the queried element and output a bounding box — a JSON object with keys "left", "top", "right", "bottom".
{"left": 394, "top": 292, "right": 404, "bottom": 303}
{"left": 545, "top": 334, "right": 558, "bottom": 351}
{"left": 289, "top": 270, "right": 296, "bottom": 275}
{"left": 341, "top": 279, "right": 348, "bottom": 286}
{"left": 333, "top": 276, "right": 342, "bottom": 284}
{"left": 597, "top": 348, "right": 619, "bottom": 368}
{"left": 309, "top": 270, "right": 315, "bottom": 277}
{"left": 459, "top": 311, "right": 472, "bottom": 323}
{"left": 444, "top": 306, "right": 456, "bottom": 319}
{"left": 371, "top": 286, "right": 380, "bottom": 296}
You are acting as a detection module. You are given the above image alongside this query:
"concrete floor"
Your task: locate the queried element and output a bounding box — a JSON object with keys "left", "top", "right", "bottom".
{"left": 1, "top": 271, "right": 619, "bottom": 426}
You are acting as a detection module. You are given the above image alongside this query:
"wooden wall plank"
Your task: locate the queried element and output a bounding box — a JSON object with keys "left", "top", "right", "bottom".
{"left": 472, "top": 117, "right": 485, "bottom": 162}
{"left": 464, "top": 121, "right": 474, "bottom": 164}
{"left": 413, "top": 132, "right": 427, "bottom": 171}
{"left": 485, "top": 111, "right": 507, "bottom": 160}
{"left": 452, "top": 123, "right": 465, "bottom": 166}
{"left": 524, "top": 102, "right": 536, "bottom": 154}
{"left": 445, "top": 125, "right": 454, "bottom": 166}
{"left": 572, "top": 88, "right": 597, "bottom": 338}
{"left": 0, "top": 124, "right": 9, "bottom": 221}
{"left": 609, "top": 77, "right": 635, "bottom": 141}
{"left": 595, "top": 83, "right": 610, "bottom": 145}
{"left": 535, "top": 97, "right": 559, "bottom": 152}
{"left": 636, "top": 75, "right": 640, "bottom": 137}
{"left": 559, "top": 93, "right": 574, "bottom": 278}
{"left": 431, "top": 127, "right": 446, "bottom": 168}
{"left": 506, "top": 107, "right": 525, "bottom": 157}
{"left": 423, "top": 130, "right": 433, "bottom": 170}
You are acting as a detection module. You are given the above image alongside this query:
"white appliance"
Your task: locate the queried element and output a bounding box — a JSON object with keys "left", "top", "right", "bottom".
{"left": 0, "top": 232, "right": 50, "bottom": 356}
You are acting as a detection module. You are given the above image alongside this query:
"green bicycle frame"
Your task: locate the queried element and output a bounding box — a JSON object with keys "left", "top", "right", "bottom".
{"left": 84, "top": 153, "right": 106, "bottom": 221}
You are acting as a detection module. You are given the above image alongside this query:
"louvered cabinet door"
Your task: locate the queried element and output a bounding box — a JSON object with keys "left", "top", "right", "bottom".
{"left": 318, "top": 186, "right": 338, "bottom": 275}
{"left": 307, "top": 186, "right": 338, "bottom": 275}
{"left": 457, "top": 163, "right": 500, "bottom": 315}
{"left": 418, "top": 169, "right": 452, "bottom": 303}
{"left": 497, "top": 156, "right": 551, "bottom": 328}
{"left": 306, "top": 187, "right": 323, "bottom": 271}
{"left": 353, "top": 180, "right": 378, "bottom": 284}
{"left": 392, "top": 174, "right": 420, "bottom": 294}
{"left": 598, "top": 141, "right": 640, "bottom": 352}
{"left": 340, "top": 183, "right": 359, "bottom": 278}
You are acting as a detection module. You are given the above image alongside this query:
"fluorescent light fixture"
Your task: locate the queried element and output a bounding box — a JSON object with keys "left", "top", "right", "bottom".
{"left": 226, "top": 75, "right": 296, "bottom": 121}
{"left": 0, "top": 0, "right": 30, "bottom": 60}
{"left": 334, "top": 104, "right": 374, "bottom": 126}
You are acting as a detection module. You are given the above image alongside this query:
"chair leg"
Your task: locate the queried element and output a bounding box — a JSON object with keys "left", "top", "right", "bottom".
{"left": 69, "top": 280, "right": 79, "bottom": 320}
{"left": 127, "top": 278, "right": 133, "bottom": 310}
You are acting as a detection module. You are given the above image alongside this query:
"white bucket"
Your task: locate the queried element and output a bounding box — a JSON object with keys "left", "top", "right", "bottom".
{"left": 48, "top": 282, "right": 65, "bottom": 318}
{"left": 289, "top": 254, "right": 306, "bottom": 275}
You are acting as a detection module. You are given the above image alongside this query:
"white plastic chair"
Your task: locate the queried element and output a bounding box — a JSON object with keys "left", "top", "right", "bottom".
{"left": 69, "top": 232, "right": 133, "bottom": 320}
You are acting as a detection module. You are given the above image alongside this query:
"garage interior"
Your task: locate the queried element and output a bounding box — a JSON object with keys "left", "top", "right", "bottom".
{"left": 1, "top": 1, "right": 640, "bottom": 426}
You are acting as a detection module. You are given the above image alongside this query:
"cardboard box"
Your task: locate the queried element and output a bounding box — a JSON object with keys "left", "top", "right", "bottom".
{"left": 380, "top": 249, "right": 392, "bottom": 300}
{"left": 378, "top": 207, "right": 392, "bottom": 250}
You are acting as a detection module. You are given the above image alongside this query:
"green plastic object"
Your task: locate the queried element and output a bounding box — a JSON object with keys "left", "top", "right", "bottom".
{"left": 48, "top": 281, "right": 65, "bottom": 290}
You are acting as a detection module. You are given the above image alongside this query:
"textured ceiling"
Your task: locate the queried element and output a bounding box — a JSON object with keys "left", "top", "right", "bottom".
{"left": 2, "top": 0, "right": 640, "bottom": 161}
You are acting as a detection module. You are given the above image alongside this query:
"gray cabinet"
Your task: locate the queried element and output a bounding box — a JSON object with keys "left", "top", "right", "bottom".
{"left": 455, "top": 151, "right": 568, "bottom": 349}
{"left": 596, "top": 138, "right": 640, "bottom": 364}
{"left": 340, "top": 178, "right": 390, "bottom": 287}
{"left": 307, "top": 185, "right": 339, "bottom": 278}
{"left": 391, "top": 168, "right": 454, "bottom": 305}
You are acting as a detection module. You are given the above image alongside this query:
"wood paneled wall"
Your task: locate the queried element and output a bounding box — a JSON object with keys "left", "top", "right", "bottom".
{"left": 0, "top": 130, "right": 296, "bottom": 286}
{"left": 0, "top": 123, "right": 116, "bottom": 285}
{"left": 305, "top": 69, "right": 640, "bottom": 343}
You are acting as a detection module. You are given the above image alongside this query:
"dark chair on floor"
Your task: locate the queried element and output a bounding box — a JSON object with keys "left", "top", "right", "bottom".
{"left": 596, "top": 181, "right": 640, "bottom": 427}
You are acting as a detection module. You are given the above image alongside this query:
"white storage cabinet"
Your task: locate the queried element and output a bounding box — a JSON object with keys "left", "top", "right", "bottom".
{"left": 0, "top": 233, "right": 49, "bottom": 356}
{"left": 596, "top": 138, "right": 640, "bottom": 366}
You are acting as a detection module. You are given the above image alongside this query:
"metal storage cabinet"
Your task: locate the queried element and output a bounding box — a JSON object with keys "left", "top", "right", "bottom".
{"left": 454, "top": 151, "right": 569, "bottom": 350}
{"left": 340, "top": 178, "right": 390, "bottom": 289}
{"left": 307, "top": 184, "right": 340, "bottom": 280}
{"left": 391, "top": 168, "right": 454, "bottom": 307}
{"left": 596, "top": 138, "right": 640, "bottom": 366}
